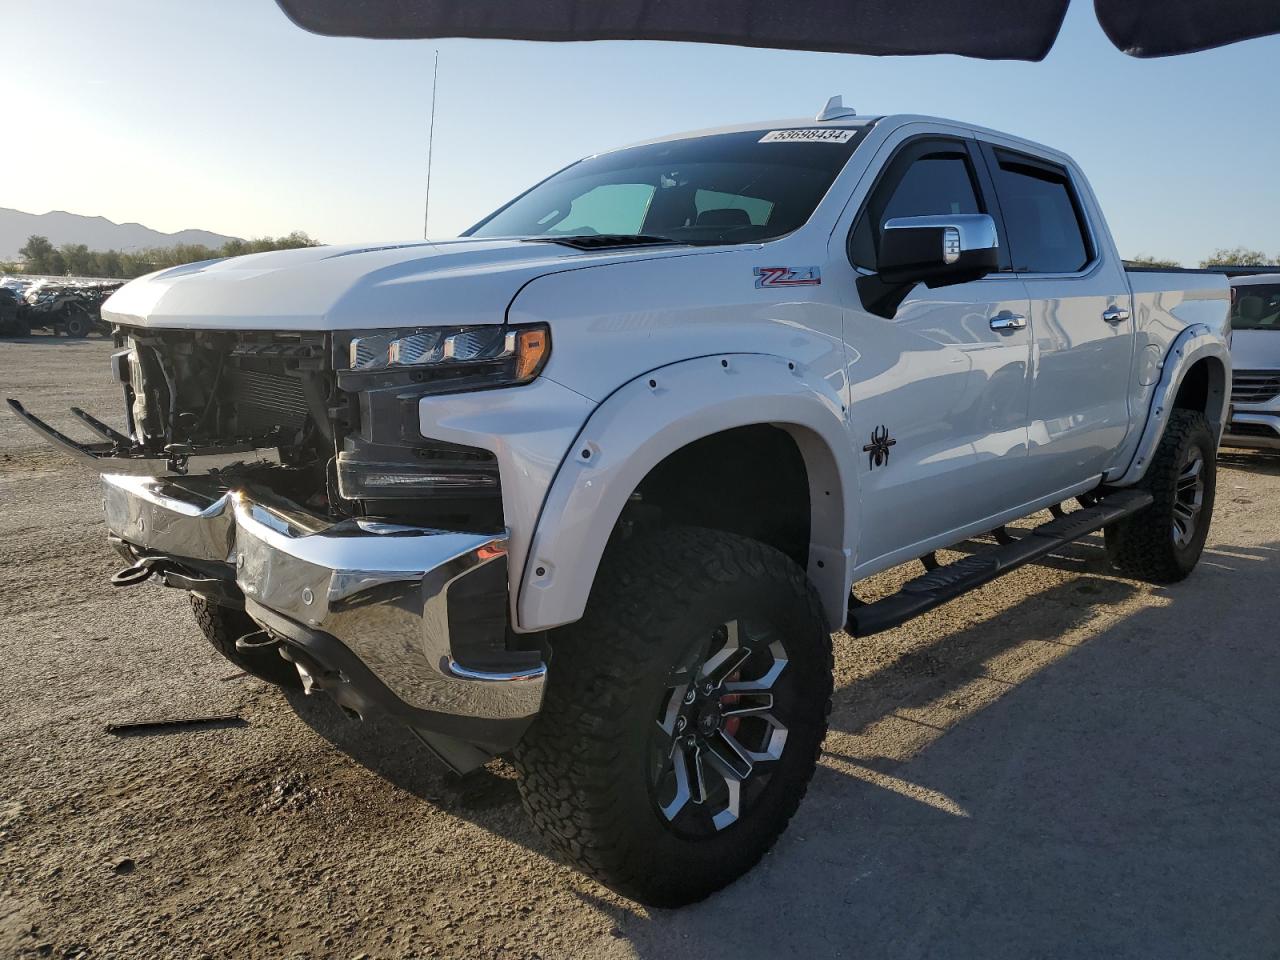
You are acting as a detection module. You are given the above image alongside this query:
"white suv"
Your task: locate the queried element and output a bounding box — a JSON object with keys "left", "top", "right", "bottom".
{"left": 1223, "top": 274, "right": 1280, "bottom": 450}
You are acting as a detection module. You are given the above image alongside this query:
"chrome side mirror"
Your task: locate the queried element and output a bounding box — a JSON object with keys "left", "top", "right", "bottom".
{"left": 877, "top": 214, "right": 999, "bottom": 286}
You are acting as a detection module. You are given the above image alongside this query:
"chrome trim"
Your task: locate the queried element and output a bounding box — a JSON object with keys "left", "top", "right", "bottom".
{"left": 989, "top": 312, "right": 1027, "bottom": 332}
{"left": 100, "top": 474, "right": 545, "bottom": 722}
{"left": 1102, "top": 305, "right": 1131, "bottom": 324}
{"left": 882, "top": 213, "right": 998, "bottom": 257}
{"left": 102, "top": 474, "right": 235, "bottom": 561}
{"left": 1228, "top": 412, "right": 1280, "bottom": 432}
{"left": 1223, "top": 412, "right": 1280, "bottom": 450}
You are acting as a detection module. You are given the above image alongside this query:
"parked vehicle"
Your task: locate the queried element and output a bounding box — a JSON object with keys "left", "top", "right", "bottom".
{"left": 19, "top": 279, "right": 123, "bottom": 337}
{"left": 0, "top": 287, "right": 29, "bottom": 337}
{"left": 1222, "top": 273, "right": 1280, "bottom": 450}
{"left": 8, "top": 103, "right": 1232, "bottom": 906}
{"left": 1, "top": 276, "right": 34, "bottom": 299}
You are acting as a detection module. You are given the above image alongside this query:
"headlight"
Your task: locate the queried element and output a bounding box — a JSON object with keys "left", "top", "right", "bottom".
{"left": 346, "top": 323, "right": 550, "bottom": 386}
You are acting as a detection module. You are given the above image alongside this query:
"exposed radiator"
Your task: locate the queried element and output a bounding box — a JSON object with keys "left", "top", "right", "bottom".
{"left": 224, "top": 366, "right": 310, "bottom": 435}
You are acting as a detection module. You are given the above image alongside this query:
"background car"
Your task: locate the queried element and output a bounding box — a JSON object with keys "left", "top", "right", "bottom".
{"left": 1222, "top": 273, "right": 1280, "bottom": 450}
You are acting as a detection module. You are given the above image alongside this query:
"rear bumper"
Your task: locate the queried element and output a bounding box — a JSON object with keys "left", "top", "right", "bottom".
{"left": 101, "top": 473, "right": 545, "bottom": 749}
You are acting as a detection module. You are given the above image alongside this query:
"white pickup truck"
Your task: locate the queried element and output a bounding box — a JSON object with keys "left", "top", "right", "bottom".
{"left": 10, "top": 101, "right": 1231, "bottom": 906}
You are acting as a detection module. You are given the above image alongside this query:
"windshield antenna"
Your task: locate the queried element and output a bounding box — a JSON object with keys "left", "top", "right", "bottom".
{"left": 423, "top": 49, "right": 440, "bottom": 240}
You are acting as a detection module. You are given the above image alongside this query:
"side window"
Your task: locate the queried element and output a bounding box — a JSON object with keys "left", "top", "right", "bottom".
{"left": 851, "top": 143, "right": 983, "bottom": 269}
{"left": 989, "top": 152, "right": 1092, "bottom": 273}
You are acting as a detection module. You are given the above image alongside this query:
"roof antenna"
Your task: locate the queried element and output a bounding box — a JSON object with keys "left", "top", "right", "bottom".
{"left": 816, "top": 95, "right": 858, "bottom": 122}
{"left": 423, "top": 49, "right": 440, "bottom": 239}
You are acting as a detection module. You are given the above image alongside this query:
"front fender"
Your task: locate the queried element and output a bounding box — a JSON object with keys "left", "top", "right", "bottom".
{"left": 1109, "top": 324, "right": 1231, "bottom": 487}
{"left": 518, "top": 353, "right": 858, "bottom": 632}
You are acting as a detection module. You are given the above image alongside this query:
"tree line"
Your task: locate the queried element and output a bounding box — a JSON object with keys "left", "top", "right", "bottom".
{"left": 3, "top": 233, "right": 1274, "bottom": 279}
{"left": 2, "top": 232, "right": 320, "bottom": 279}
{"left": 1128, "top": 248, "right": 1280, "bottom": 269}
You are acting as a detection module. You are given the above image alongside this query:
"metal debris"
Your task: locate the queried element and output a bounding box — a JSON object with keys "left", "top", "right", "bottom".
{"left": 105, "top": 715, "right": 247, "bottom": 737}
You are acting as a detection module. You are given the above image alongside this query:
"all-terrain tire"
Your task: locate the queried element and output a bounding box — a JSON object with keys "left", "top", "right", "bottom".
{"left": 513, "top": 526, "right": 833, "bottom": 907}
{"left": 189, "top": 594, "right": 301, "bottom": 687}
{"left": 1105, "top": 409, "right": 1217, "bottom": 583}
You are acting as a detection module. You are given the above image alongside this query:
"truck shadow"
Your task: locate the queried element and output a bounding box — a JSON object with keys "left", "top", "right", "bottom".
{"left": 284, "top": 534, "right": 1279, "bottom": 959}
{"left": 281, "top": 691, "right": 523, "bottom": 811}
{"left": 1218, "top": 448, "right": 1280, "bottom": 476}
{"left": 598, "top": 539, "right": 1280, "bottom": 958}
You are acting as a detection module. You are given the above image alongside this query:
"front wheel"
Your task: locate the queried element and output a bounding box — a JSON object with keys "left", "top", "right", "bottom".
{"left": 514, "top": 527, "right": 833, "bottom": 906}
{"left": 1105, "top": 409, "right": 1217, "bottom": 582}
{"left": 189, "top": 594, "right": 301, "bottom": 687}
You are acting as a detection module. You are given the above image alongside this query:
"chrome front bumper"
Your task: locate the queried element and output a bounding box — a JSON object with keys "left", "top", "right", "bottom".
{"left": 101, "top": 473, "right": 546, "bottom": 740}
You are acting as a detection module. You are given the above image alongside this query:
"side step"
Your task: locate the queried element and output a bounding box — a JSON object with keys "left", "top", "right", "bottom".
{"left": 845, "top": 489, "right": 1154, "bottom": 637}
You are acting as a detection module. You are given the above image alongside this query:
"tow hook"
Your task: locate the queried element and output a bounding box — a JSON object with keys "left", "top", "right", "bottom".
{"left": 275, "top": 642, "right": 343, "bottom": 698}
{"left": 110, "top": 557, "right": 164, "bottom": 588}
{"left": 234, "top": 629, "right": 280, "bottom": 655}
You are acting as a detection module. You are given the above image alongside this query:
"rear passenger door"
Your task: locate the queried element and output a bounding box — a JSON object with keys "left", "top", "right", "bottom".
{"left": 979, "top": 144, "right": 1135, "bottom": 487}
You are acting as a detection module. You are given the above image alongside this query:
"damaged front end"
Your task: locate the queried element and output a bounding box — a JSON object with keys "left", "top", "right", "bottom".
{"left": 8, "top": 326, "right": 547, "bottom": 773}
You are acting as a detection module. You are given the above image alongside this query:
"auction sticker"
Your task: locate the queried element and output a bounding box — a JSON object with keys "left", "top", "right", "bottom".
{"left": 759, "top": 128, "right": 857, "bottom": 143}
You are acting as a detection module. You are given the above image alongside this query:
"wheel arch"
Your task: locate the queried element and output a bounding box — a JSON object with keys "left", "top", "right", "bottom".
{"left": 1110, "top": 325, "right": 1230, "bottom": 487}
{"left": 517, "top": 354, "right": 857, "bottom": 632}
{"left": 1171, "top": 354, "right": 1229, "bottom": 429}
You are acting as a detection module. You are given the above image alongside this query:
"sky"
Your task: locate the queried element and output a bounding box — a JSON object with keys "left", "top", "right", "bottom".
{"left": 5, "top": 0, "right": 1277, "bottom": 266}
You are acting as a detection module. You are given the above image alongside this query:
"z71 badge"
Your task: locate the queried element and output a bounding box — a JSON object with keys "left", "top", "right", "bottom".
{"left": 754, "top": 266, "right": 821, "bottom": 289}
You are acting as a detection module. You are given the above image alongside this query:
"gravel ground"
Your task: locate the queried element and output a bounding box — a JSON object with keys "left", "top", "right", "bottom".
{"left": 3, "top": 334, "right": 1279, "bottom": 959}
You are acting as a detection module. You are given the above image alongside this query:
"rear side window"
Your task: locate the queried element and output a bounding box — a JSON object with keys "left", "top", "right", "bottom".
{"left": 850, "top": 144, "right": 982, "bottom": 269}
{"left": 990, "top": 153, "right": 1092, "bottom": 274}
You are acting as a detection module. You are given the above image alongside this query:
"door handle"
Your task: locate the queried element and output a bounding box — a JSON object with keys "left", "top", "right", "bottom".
{"left": 1102, "top": 305, "right": 1130, "bottom": 324}
{"left": 989, "top": 313, "right": 1027, "bottom": 332}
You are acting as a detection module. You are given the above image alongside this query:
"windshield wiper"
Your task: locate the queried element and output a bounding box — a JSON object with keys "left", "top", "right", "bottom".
{"left": 526, "top": 234, "right": 689, "bottom": 251}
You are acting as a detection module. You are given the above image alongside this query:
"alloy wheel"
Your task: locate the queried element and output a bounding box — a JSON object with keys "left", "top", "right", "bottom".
{"left": 649, "top": 619, "right": 790, "bottom": 835}
{"left": 1172, "top": 446, "right": 1205, "bottom": 548}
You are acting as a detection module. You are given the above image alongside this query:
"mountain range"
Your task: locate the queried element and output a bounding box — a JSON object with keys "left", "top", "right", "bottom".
{"left": 0, "top": 207, "right": 238, "bottom": 259}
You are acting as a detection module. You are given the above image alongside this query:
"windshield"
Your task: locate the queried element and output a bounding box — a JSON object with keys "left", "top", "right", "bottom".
{"left": 1232, "top": 284, "right": 1280, "bottom": 331}
{"left": 466, "top": 127, "right": 871, "bottom": 246}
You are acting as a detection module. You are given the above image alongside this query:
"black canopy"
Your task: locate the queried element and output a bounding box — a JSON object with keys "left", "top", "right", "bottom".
{"left": 274, "top": 0, "right": 1280, "bottom": 60}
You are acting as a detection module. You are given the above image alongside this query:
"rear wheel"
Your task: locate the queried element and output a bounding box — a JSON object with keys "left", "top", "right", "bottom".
{"left": 189, "top": 594, "right": 301, "bottom": 687}
{"left": 1105, "top": 409, "right": 1216, "bottom": 582}
{"left": 514, "top": 527, "right": 832, "bottom": 906}
{"left": 62, "top": 306, "right": 92, "bottom": 338}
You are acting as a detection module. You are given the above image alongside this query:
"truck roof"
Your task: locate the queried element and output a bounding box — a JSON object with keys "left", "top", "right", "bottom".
{"left": 606, "top": 114, "right": 881, "bottom": 154}
{"left": 605, "top": 110, "right": 1072, "bottom": 169}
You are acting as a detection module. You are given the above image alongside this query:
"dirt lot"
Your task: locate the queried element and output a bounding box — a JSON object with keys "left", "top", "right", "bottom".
{"left": 2, "top": 334, "right": 1278, "bottom": 959}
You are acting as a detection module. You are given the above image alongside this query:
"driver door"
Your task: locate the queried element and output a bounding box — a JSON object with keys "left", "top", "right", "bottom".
{"left": 840, "top": 136, "right": 1035, "bottom": 572}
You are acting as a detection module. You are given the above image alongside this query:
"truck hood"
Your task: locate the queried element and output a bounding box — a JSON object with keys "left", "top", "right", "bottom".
{"left": 102, "top": 238, "right": 707, "bottom": 331}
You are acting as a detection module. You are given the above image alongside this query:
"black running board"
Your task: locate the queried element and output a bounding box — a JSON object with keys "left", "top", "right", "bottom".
{"left": 846, "top": 489, "right": 1154, "bottom": 637}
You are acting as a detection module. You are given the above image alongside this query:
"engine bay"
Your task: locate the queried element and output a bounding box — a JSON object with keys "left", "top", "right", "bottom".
{"left": 10, "top": 326, "right": 505, "bottom": 533}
